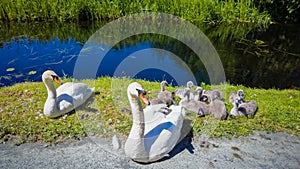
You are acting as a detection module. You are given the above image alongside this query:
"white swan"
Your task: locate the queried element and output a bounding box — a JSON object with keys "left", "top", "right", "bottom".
{"left": 42, "top": 70, "right": 94, "bottom": 118}
{"left": 125, "top": 82, "right": 185, "bottom": 163}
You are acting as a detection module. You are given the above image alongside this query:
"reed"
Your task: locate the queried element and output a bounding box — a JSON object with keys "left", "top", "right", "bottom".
{"left": 0, "top": 0, "right": 271, "bottom": 26}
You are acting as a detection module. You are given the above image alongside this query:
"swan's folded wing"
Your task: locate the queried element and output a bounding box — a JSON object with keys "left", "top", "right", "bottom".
{"left": 57, "top": 93, "right": 74, "bottom": 113}
{"left": 144, "top": 105, "right": 184, "bottom": 133}
{"left": 143, "top": 104, "right": 167, "bottom": 134}
{"left": 57, "top": 82, "right": 92, "bottom": 96}
{"left": 57, "top": 82, "right": 94, "bottom": 108}
{"left": 147, "top": 119, "right": 183, "bottom": 161}
{"left": 56, "top": 82, "right": 73, "bottom": 94}
{"left": 143, "top": 105, "right": 184, "bottom": 161}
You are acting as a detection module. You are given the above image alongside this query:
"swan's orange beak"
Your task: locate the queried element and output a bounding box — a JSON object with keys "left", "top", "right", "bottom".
{"left": 53, "top": 76, "right": 62, "bottom": 85}
{"left": 139, "top": 93, "right": 150, "bottom": 106}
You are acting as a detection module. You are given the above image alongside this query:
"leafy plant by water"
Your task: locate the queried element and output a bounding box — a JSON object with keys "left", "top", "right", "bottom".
{"left": 0, "top": 77, "right": 299, "bottom": 145}
{"left": 0, "top": 0, "right": 271, "bottom": 26}
{"left": 256, "top": 0, "right": 300, "bottom": 23}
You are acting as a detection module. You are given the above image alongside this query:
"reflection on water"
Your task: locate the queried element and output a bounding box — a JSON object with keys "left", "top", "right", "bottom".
{"left": 111, "top": 48, "right": 198, "bottom": 86}
{"left": 227, "top": 24, "right": 300, "bottom": 89}
{"left": 0, "top": 21, "right": 299, "bottom": 89}
{"left": 0, "top": 36, "right": 81, "bottom": 86}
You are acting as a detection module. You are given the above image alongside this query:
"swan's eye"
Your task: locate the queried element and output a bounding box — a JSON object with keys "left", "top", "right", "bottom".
{"left": 136, "top": 89, "right": 146, "bottom": 95}
{"left": 136, "top": 88, "right": 150, "bottom": 105}
{"left": 51, "top": 75, "right": 58, "bottom": 80}
{"left": 51, "top": 75, "right": 62, "bottom": 85}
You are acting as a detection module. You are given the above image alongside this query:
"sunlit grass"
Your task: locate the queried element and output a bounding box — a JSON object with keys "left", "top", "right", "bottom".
{"left": 0, "top": 82, "right": 86, "bottom": 145}
{"left": 194, "top": 83, "right": 300, "bottom": 137}
{"left": 0, "top": 77, "right": 299, "bottom": 145}
{"left": 0, "top": 0, "right": 271, "bottom": 26}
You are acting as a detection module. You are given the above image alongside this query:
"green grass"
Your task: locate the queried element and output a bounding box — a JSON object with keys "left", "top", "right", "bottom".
{"left": 0, "top": 0, "right": 271, "bottom": 26}
{"left": 0, "top": 77, "right": 299, "bottom": 145}
{"left": 193, "top": 83, "right": 300, "bottom": 137}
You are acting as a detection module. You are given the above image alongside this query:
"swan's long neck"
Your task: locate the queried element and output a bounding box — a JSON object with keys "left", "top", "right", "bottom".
{"left": 128, "top": 92, "right": 145, "bottom": 138}
{"left": 43, "top": 80, "right": 57, "bottom": 115}
{"left": 126, "top": 91, "right": 147, "bottom": 159}
{"left": 45, "top": 81, "right": 57, "bottom": 99}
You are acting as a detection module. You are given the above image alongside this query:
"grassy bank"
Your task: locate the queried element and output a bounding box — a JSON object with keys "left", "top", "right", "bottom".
{"left": 0, "top": 77, "right": 299, "bottom": 145}
{"left": 0, "top": 0, "right": 271, "bottom": 26}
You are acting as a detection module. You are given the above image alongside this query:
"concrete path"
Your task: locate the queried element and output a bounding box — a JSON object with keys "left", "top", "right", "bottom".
{"left": 1, "top": 131, "right": 299, "bottom": 169}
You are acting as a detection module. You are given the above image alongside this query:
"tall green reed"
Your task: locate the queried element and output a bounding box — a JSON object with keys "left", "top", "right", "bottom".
{"left": 0, "top": 0, "right": 271, "bottom": 27}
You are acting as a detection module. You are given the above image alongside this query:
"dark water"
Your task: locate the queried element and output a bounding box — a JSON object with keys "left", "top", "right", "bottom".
{"left": 0, "top": 21, "right": 299, "bottom": 89}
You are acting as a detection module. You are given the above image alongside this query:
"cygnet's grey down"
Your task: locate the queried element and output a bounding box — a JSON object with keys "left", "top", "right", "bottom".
{"left": 229, "top": 89, "right": 243, "bottom": 117}
{"left": 174, "top": 87, "right": 188, "bottom": 100}
{"left": 202, "top": 89, "right": 223, "bottom": 103}
{"left": 150, "top": 98, "right": 165, "bottom": 105}
{"left": 229, "top": 89, "right": 245, "bottom": 106}
{"left": 229, "top": 89, "right": 257, "bottom": 118}
{"left": 193, "top": 86, "right": 211, "bottom": 102}
{"left": 238, "top": 100, "right": 258, "bottom": 118}
{"left": 175, "top": 88, "right": 209, "bottom": 116}
{"left": 193, "top": 86, "right": 203, "bottom": 101}
{"left": 157, "top": 80, "right": 176, "bottom": 106}
{"left": 174, "top": 81, "right": 196, "bottom": 100}
{"left": 186, "top": 81, "right": 194, "bottom": 89}
{"left": 209, "top": 90, "right": 228, "bottom": 120}
{"left": 229, "top": 100, "right": 239, "bottom": 117}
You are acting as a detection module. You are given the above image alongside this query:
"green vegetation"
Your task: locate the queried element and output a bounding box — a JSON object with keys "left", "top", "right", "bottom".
{"left": 0, "top": 77, "right": 299, "bottom": 145}
{"left": 0, "top": 0, "right": 271, "bottom": 26}
{"left": 256, "top": 0, "right": 300, "bottom": 23}
{"left": 0, "top": 21, "right": 105, "bottom": 46}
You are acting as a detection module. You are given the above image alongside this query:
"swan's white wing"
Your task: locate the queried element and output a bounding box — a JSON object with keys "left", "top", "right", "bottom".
{"left": 143, "top": 105, "right": 185, "bottom": 162}
{"left": 71, "top": 86, "right": 94, "bottom": 107}
{"left": 143, "top": 104, "right": 166, "bottom": 134}
{"left": 143, "top": 104, "right": 166, "bottom": 119}
{"left": 57, "top": 94, "right": 74, "bottom": 113}
{"left": 56, "top": 82, "right": 94, "bottom": 112}
{"left": 143, "top": 105, "right": 184, "bottom": 137}
{"left": 56, "top": 82, "right": 73, "bottom": 94}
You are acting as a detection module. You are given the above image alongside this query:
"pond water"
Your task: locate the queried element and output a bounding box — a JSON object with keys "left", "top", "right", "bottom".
{"left": 0, "top": 21, "right": 299, "bottom": 89}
